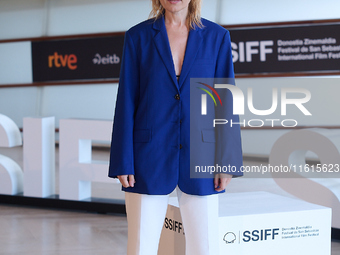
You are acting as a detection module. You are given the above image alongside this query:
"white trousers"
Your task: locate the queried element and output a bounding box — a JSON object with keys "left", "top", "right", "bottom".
{"left": 125, "top": 186, "right": 219, "bottom": 255}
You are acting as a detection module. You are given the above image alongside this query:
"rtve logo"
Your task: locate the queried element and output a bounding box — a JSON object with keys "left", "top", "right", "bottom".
{"left": 48, "top": 52, "right": 78, "bottom": 70}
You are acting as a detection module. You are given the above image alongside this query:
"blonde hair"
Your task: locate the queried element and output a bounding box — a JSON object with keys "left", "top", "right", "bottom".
{"left": 149, "top": 0, "right": 203, "bottom": 30}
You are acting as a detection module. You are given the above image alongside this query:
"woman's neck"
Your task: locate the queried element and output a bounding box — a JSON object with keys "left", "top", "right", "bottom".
{"left": 164, "top": 9, "right": 189, "bottom": 29}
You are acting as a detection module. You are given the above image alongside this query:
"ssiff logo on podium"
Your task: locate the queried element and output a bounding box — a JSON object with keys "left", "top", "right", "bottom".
{"left": 219, "top": 210, "right": 331, "bottom": 255}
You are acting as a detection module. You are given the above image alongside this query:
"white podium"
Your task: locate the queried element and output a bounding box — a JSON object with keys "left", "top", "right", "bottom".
{"left": 158, "top": 192, "right": 331, "bottom": 255}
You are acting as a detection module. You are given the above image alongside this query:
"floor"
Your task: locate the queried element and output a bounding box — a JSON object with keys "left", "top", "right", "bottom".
{"left": 0, "top": 205, "right": 128, "bottom": 255}
{"left": 0, "top": 147, "right": 340, "bottom": 254}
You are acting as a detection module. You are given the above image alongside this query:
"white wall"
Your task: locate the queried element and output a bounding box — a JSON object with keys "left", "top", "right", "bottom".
{"left": 0, "top": 0, "right": 46, "bottom": 39}
{"left": 220, "top": 0, "right": 340, "bottom": 25}
{"left": 0, "top": 0, "right": 339, "bottom": 151}
{"left": 0, "top": 42, "right": 32, "bottom": 84}
{"left": 0, "top": 0, "right": 219, "bottom": 39}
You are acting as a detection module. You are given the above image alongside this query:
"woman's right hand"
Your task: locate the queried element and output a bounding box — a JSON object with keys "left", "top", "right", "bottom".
{"left": 118, "top": 175, "right": 135, "bottom": 188}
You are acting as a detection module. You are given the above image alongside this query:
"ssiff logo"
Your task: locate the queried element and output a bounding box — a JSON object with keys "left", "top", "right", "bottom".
{"left": 223, "top": 232, "right": 237, "bottom": 244}
{"left": 222, "top": 228, "right": 280, "bottom": 245}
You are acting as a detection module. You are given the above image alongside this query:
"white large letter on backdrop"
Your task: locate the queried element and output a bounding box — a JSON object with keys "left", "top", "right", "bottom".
{"left": 269, "top": 128, "right": 340, "bottom": 228}
{"left": 23, "top": 117, "right": 55, "bottom": 198}
{"left": 59, "top": 119, "right": 117, "bottom": 201}
{"left": 0, "top": 114, "right": 23, "bottom": 195}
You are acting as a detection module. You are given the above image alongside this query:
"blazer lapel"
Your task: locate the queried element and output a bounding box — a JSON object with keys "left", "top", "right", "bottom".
{"left": 152, "top": 17, "right": 204, "bottom": 89}
{"left": 152, "top": 17, "right": 178, "bottom": 89}
{"left": 178, "top": 27, "right": 203, "bottom": 88}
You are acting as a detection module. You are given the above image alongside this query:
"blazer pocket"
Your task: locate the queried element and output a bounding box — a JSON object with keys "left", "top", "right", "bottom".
{"left": 133, "top": 129, "right": 151, "bottom": 143}
{"left": 201, "top": 129, "right": 216, "bottom": 143}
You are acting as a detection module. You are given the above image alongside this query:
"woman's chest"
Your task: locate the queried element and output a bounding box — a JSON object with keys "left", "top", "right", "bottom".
{"left": 166, "top": 29, "right": 189, "bottom": 75}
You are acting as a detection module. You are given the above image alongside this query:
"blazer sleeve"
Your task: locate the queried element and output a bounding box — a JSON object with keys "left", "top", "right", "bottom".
{"left": 214, "top": 30, "right": 243, "bottom": 177}
{"left": 108, "top": 31, "right": 140, "bottom": 178}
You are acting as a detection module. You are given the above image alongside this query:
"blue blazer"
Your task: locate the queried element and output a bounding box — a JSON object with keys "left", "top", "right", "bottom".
{"left": 108, "top": 16, "right": 243, "bottom": 195}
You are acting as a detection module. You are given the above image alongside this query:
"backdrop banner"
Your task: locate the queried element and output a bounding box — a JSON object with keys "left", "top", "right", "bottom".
{"left": 227, "top": 23, "right": 340, "bottom": 74}
{"left": 31, "top": 35, "right": 124, "bottom": 82}
{"left": 28, "top": 22, "right": 340, "bottom": 82}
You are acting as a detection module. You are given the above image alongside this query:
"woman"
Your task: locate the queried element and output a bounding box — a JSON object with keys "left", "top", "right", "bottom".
{"left": 109, "top": 0, "right": 243, "bottom": 254}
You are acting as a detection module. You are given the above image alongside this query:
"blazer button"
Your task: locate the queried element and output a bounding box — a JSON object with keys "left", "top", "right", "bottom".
{"left": 174, "top": 94, "right": 180, "bottom": 100}
{"left": 180, "top": 144, "right": 183, "bottom": 149}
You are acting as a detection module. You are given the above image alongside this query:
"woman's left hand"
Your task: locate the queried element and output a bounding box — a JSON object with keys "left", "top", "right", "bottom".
{"left": 214, "top": 173, "right": 233, "bottom": 192}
